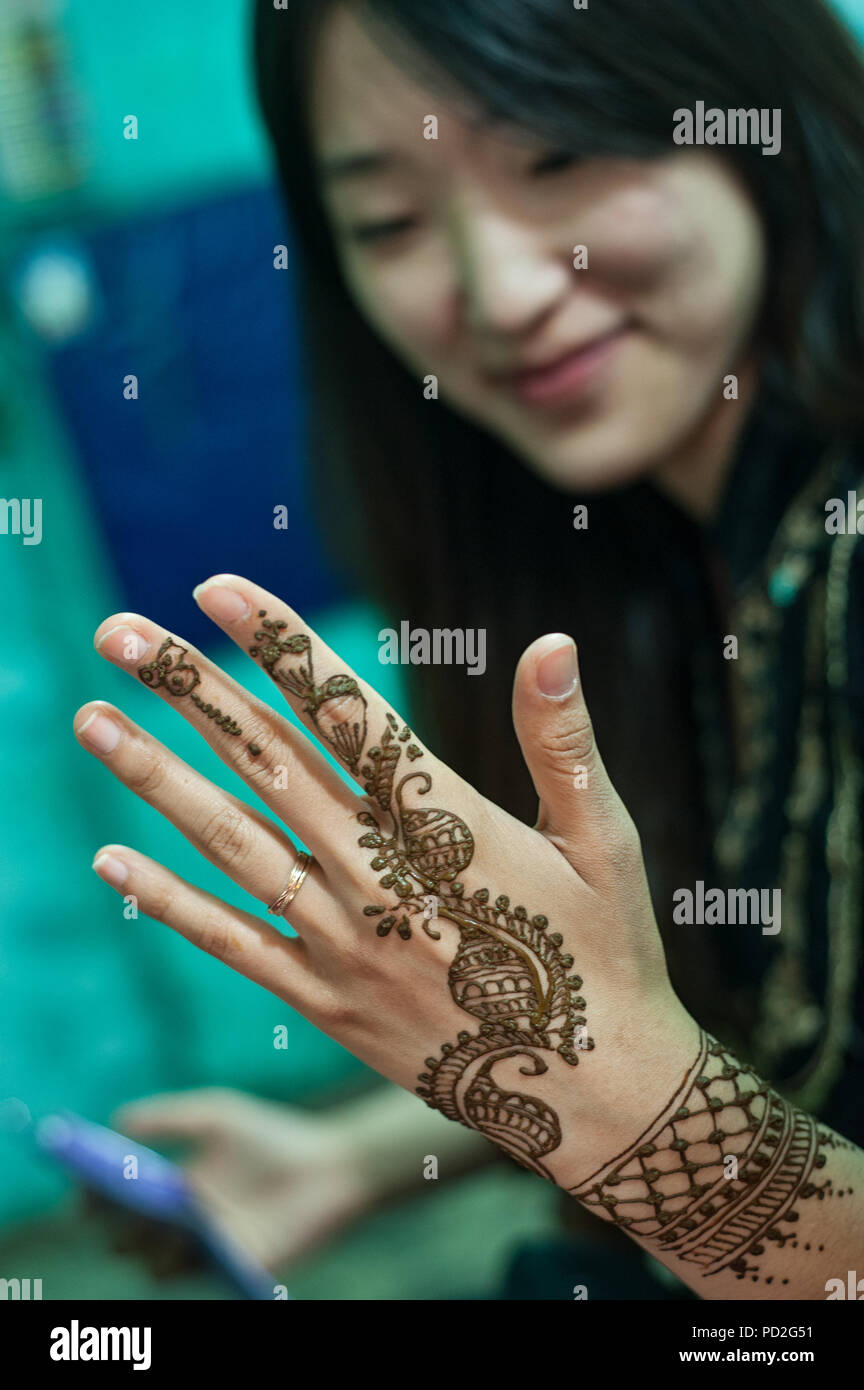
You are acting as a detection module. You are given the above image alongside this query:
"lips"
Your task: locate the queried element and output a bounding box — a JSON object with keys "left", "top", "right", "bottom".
{"left": 502, "top": 327, "right": 629, "bottom": 407}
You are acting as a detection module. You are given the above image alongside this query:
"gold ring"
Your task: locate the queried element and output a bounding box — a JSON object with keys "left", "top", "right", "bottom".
{"left": 268, "top": 851, "right": 315, "bottom": 916}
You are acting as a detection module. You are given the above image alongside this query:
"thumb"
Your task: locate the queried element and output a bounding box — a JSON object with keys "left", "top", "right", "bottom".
{"left": 511, "top": 634, "right": 639, "bottom": 874}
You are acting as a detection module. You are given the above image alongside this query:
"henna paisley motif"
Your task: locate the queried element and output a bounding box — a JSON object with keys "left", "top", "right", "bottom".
{"left": 353, "top": 708, "right": 591, "bottom": 1174}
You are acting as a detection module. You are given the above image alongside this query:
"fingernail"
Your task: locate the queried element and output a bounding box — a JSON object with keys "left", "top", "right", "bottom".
{"left": 537, "top": 637, "right": 578, "bottom": 698}
{"left": 96, "top": 625, "right": 150, "bottom": 662}
{"left": 193, "top": 579, "right": 251, "bottom": 624}
{"left": 76, "top": 710, "right": 122, "bottom": 754}
{"left": 93, "top": 853, "right": 128, "bottom": 888}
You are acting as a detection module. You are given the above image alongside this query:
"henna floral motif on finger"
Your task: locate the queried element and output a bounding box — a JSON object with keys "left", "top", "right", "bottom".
{"left": 138, "top": 637, "right": 256, "bottom": 750}
{"left": 139, "top": 639, "right": 201, "bottom": 697}
{"left": 249, "top": 613, "right": 368, "bottom": 772}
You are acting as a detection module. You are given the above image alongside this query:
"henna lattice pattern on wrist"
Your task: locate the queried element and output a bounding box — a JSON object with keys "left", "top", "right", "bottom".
{"left": 570, "top": 1031, "right": 846, "bottom": 1284}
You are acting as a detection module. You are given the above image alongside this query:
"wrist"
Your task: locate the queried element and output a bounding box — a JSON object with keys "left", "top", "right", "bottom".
{"left": 552, "top": 1000, "right": 702, "bottom": 1192}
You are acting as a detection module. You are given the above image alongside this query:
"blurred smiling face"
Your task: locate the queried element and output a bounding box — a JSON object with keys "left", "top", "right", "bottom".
{"left": 310, "top": 6, "right": 767, "bottom": 493}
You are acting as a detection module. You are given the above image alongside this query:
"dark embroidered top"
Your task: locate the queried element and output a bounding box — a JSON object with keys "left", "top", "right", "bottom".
{"left": 696, "top": 398, "right": 864, "bottom": 1145}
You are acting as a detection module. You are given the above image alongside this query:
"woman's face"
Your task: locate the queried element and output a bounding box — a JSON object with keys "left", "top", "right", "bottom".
{"left": 310, "top": 6, "right": 767, "bottom": 493}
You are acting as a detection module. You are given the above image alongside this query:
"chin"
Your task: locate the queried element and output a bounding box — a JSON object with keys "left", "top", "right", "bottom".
{"left": 505, "top": 411, "right": 672, "bottom": 496}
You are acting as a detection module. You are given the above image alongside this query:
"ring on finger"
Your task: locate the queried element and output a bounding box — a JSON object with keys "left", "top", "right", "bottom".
{"left": 268, "top": 851, "right": 315, "bottom": 917}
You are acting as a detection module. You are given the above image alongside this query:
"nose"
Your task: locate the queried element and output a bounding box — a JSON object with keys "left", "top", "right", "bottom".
{"left": 450, "top": 204, "right": 571, "bottom": 337}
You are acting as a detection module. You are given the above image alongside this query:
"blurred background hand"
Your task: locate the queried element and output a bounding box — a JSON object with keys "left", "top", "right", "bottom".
{"left": 112, "top": 1088, "right": 374, "bottom": 1270}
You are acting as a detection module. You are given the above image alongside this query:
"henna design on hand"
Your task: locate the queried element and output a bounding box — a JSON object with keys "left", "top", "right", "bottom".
{"left": 249, "top": 613, "right": 367, "bottom": 772}
{"left": 570, "top": 1030, "right": 848, "bottom": 1285}
{"left": 141, "top": 625, "right": 857, "bottom": 1278}
{"left": 139, "top": 639, "right": 200, "bottom": 697}
{"left": 138, "top": 638, "right": 252, "bottom": 747}
{"left": 354, "top": 706, "right": 591, "bottom": 1177}
{"left": 246, "top": 624, "right": 591, "bottom": 1173}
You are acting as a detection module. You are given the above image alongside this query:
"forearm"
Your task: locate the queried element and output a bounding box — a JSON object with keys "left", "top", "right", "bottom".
{"left": 328, "top": 1083, "right": 498, "bottom": 1209}
{"left": 567, "top": 1027, "right": 864, "bottom": 1300}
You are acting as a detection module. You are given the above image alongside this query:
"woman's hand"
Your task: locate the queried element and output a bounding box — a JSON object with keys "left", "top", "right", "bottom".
{"left": 74, "top": 574, "right": 864, "bottom": 1297}
{"left": 74, "top": 573, "right": 696, "bottom": 1193}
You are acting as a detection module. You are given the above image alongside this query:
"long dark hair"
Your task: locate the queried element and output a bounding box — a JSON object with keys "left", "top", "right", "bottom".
{"left": 252, "top": 0, "right": 864, "bottom": 1040}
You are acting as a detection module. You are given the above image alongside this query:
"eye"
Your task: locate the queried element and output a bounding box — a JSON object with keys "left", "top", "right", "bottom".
{"left": 347, "top": 215, "right": 418, "bottom": 245}
{"left": 531, "top": 150, "right": 580, "bottom": 177}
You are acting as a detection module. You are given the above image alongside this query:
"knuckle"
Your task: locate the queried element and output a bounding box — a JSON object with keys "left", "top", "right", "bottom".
{"left": 315, "top": 990, "right": 359, "bottom": 1034}
{"left": 126, "top": 751, "right": 168, "bottom": 800}
{"left": 601, "top": 812, "right": 643, "bottom": 870}
{"left": 197, "top": 803, "right": 250, "bottom": 869}
{"left": 537, "top": 715, "right": 596, "bottom": 766}
{"left": 146, "top": 881, "right": 175, "bottom": 925}
{"left": 203, "top": 917, "right": 234, "bottom": 964}
{"left": 237, "top": 723, "right": 291, "bottom": 784}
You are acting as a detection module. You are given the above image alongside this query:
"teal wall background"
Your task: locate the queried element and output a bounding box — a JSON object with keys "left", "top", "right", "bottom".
{"left": 42, "top": 0, "right": 268, "bottom": 215}
{"left": 0, "top": 0, "right": 382, "bottom": 1229}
